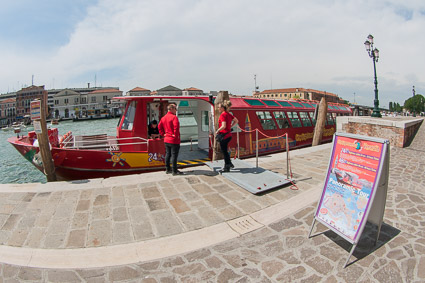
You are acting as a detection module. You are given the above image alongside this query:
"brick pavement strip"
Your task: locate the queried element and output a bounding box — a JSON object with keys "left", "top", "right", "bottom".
{"left": 1, "top": 121, "right": 425, "bottom": 281}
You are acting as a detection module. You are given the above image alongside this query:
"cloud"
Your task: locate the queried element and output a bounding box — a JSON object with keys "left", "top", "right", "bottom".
{"left": 1, "top": 0, "right": 425, "bottom": 107}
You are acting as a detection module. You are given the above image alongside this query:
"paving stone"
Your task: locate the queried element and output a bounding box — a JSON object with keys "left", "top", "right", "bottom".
{"left": 417, "top": 257, "right": 425, "bottom": 278}
{"left": 161, "top": 187, "right": 181, "bottom": 200}
{"left": 276, "top": 266, "right": 306, "bottom": 283}
{"left": 76, "top": 269, "right": 106, "bottom": 280}
{"left": 191, "top": 183, "right": 213, "bottom": 195}
{"left": 7, "top": 229, "right": 29, "bottom": 247}
{"left": 2, "top": 264, "right": 20, "bottom": 278}
{"left": 217, "top": 268, "right": 242, "bottom": 282}
{"left": 109, "top": 266, "right": 140, "bottom": 281}
{"left": 162, "top": 257, "right": 185, "bottom": 268}
{"left": 67, "top": 229, "right": 86, "bottom": 248}
{"left": 151, "top": 211, "right": 183, "bottom": 236}
{"left": 17, "top": 267, "right": 42, "bottom": 281}
{"left": 88, "top": 220, "right": 111, "bottom": 247}
{"left": 173, "top": 263, "right": 206, "bottom": 276}
{"left": 178, "top": 213, "right": 204, "bottom": 230}
{"left": 169, "top": 199, "right": 190, "bottom": 213}
{"left": 1, "top": 214, "right": 21, "bottom": 231}
{"left": 142, "top": 186, "right": 162, "bottom": 199}
{"left": 305, "top": 256, "right": 332, "bottom": 275}
{"left": 92, "top": 204, "right": 110, "bottom": 220}
{"left": 133, "top": 223, "right": 155, "bottom": 240}
{"left": 93, "top": 195, "right": 109, "bottom": 206}
{"left": 138, "top": 261, "right": 160, "bottom": 270}
{"left": 47, "top": 270, "right": 81, "bottom": 282}
{"left": 76, "top": 199, "right": 91, "bottom": 211}
{"left": 25, "top": 227, "right": 45, "bottom": 248}
{"left": 44, "top": 233, "right": 66, "bottom": 248}
{"left": 197, "top": 206, "right": 223, "bottom": 225}
{"left": 261, "top": 260, "right": 284, "bottom": 277}
{"left": 113, "top": 222, "right": 133, "bottom": 243}
{"left": 113, "top": 207, "right": 129, "bottom": 221}
{"left": 184, "top": 249, "right": 211, "bottom": 262}
{"left": 219, "top": 206, "right": 244, "bottom": 220}
{"left": 146, "top": 198, "right": 168, "bottom": 211}
{"left": 72, "top": 212, "right": 89, "bottom": 229}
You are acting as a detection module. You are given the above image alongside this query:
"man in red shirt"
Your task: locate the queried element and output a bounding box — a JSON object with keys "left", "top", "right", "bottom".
{"left": 158, "top": 103, "right": 183, "bottom": 175}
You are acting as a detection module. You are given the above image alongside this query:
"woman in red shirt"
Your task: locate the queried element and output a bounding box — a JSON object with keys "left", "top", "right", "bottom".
{"left": 215, "top": 101, "right": 239, "bottom": 172}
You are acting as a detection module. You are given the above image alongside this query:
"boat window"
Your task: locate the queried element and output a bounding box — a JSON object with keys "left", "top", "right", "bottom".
{"left": 287, "top": 112, "right": 302, "bottom": 128}
{"left": 302, "top": 103, "right": 314, "bottom": 108}
{"left": 179, "top": 101, "right": 189, "bottom": 107}
{"left": 256, "top": 111, "right": 277, "bottom": 130}
{"left": 299, "top": 112, "right": 312, "bottom": 127}
{"left": 273, "top": 111, "right": 290, "bottom": 129}
{"left": 308, "top": 112, "right": 316, "bottom": 125}
{"left": 244, "top": 99, "right": 265, "bottom": 106}
{"left": 277, "top": 101, "right": 293, "bottom": 107}
{"left": 121, "top": 101, "right": 137, "bottom": 130}
{"left": 290, "top": 102, "right": 303, "bottom": 108}
{"left": 326, "top": 113, "right": 335, "bottom": 125}
{"left": 263, "top": 100, "right": 280, "bottom": 107}
{"left": 201, "top": 111, "right": 209, "bottom": 132}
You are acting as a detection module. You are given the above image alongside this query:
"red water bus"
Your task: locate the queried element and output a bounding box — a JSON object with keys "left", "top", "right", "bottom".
{"left": 8, "top": 95, "right": 351, "bottom": 180}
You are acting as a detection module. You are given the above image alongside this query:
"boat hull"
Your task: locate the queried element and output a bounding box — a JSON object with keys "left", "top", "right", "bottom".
{"left": 8, "top": 137, "right": 168, "bottom": 181}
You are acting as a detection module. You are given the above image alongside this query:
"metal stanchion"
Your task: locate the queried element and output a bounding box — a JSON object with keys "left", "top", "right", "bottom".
{"left": 190, "top": 138, "right": 193, "bottom": 151}
{"left": 286, "top": 133, "right": 289, "bottom": 178}
{"left": 256, "top": 129, "right": 259, "bottom": 168}
{"left": 237, "top": 127, "right": 240, "bottom": 159}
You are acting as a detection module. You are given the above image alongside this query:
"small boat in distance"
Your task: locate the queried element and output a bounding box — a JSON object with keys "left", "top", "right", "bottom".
{"left": 8, "top": 95, "right": 351, "bottom": 181}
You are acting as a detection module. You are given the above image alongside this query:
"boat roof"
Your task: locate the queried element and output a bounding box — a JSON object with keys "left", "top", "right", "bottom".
{"left": 113, "top": 95, "right": 351, "bottom": 112}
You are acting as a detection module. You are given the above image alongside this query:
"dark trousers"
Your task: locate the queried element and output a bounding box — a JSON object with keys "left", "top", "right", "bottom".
{"left": 165, "top": 143, "right": 180, "bottom": 172}
{"left": 219, "top": 137, "right": 232, "bottom": 167}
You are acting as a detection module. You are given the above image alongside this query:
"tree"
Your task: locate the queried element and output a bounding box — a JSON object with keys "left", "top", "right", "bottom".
{"left": 404, "top": 94, "right": 425, "bottom": 114}
{"left": 389, "top": 102, "right": 393, "bottom": 111}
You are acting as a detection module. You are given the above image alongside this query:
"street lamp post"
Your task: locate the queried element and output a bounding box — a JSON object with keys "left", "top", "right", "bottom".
{"left": 364, "top": 34, "right": 381, "bottom": 118}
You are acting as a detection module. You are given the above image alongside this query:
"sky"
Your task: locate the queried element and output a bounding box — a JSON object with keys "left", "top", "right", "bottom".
{"left": 1, "top": 0, "right": 424, "bottom": 108}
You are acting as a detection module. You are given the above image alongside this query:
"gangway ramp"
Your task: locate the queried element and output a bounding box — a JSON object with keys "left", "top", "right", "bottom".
{"left": 205, "top": 159, "right": 292, "bottom": 194}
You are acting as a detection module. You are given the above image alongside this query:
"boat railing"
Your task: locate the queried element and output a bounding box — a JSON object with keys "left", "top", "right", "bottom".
{"left": 61, "top": 135, "right": 149, "bottom": 150}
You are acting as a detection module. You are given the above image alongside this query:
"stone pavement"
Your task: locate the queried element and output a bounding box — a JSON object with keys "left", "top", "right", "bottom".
{"left": 0, "top": 120, "right": 425, "bottom": 282}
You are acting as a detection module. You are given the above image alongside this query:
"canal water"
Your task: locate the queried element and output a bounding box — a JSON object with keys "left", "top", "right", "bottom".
{"left": 0, "top": 118, "right": 120, "bottom": 184}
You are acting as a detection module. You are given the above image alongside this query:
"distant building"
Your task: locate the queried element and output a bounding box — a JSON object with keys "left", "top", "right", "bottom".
{"left": 254, "top": 88, "right": 343, "bottom": 103}
{"left": 16, "top": 85, "right": 48, "bottom": 121}
{"left": 126, "top": 87, "right": 151, "bottom": 96}
{"left": 157, "top": 85, "right": 183, "bottom": 96}
{"left": 182, "top": 87, "right": 204, "bottom": 96}
{"left": 0, "top": 98, "right": 16, "bottom": 126}
{"left": 51, "top": 88, "right": 123, "bottom": 119}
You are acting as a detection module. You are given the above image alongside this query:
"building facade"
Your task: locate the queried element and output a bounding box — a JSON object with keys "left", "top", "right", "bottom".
{"left": 254, "top": 88, "right": 343, "bottom": 103}
{"left": 51, "top": 88, "right": 123, "bottom": 119}
{"left": 182, "top": 87, "right": 204, "bottom": 96}
{"left": 126, "top": 87, "right": 151, "bottom": 96}
{"left": 0, "top": 98, "right": 16, "bottom": 127}
{"left": 16, "top": 85, "right": 48, "bottom": 121}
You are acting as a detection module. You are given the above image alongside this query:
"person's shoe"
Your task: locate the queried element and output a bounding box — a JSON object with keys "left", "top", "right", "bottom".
{"left": 221, "top": 166, "right": 230, "bottom": 172}
{"left": 165, "top": 169, "right": 172, "bottom": 174}
{"left": 172, "top": 170, "right": 184, "bottom": 176}
{"left": 229, "top": 163, "right": 235, "bottom": 169}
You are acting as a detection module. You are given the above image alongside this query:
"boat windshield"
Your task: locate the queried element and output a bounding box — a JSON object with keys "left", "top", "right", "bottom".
{"left": 121, "top": 101, "right": 137, "bottom": 130}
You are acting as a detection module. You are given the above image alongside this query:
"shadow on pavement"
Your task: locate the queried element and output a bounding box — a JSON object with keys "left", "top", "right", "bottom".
{"left": 323, "top": 221, "right": 401, "bottom": 266}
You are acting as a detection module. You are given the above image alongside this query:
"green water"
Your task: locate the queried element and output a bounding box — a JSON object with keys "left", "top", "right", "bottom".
{"left": 0, "top": 118, "right": 120, "bottom": 184}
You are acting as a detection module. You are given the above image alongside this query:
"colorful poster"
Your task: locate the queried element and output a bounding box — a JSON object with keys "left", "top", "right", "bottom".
{"left": 316, "top": 135, "right": 384, "bottom": 242}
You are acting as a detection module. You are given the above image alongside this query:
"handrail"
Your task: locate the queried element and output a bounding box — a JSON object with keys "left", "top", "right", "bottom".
{"left": 61, "top": 135, "right": 149, "bottom": 150}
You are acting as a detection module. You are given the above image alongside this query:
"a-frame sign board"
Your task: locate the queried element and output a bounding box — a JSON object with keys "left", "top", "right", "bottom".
{"left": 308, "top": 132, "right": 390, "bottom": 268}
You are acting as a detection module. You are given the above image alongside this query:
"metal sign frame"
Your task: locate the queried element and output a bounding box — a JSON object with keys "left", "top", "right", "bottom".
{"left": 308, "top": 132, "right": 389, "bottom": 268}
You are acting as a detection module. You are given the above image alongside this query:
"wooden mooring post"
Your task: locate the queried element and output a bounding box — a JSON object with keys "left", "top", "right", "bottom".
{"left": 213, "top": 91, "right": 230, "bottom": 161}
{"left": 312, "top": 97, "right": 328, "bottom": 146}
{"left": 32, "top": 98, "right": 57, "bottom": 182}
